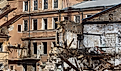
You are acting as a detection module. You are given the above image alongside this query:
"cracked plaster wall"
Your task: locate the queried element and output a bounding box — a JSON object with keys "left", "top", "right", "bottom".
{"left": 84, "top": 23, "right": 121, "bottom": 53}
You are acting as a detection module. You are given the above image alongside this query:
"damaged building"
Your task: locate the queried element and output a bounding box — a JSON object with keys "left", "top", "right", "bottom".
{"left": 0, "top": 2, "right": 17, "bottom": 71}
{"left": 82, "top": 2, "right": 121, "bottom": 69}
{"left": 1, "top": 0, "right": 121, "bottom": 71}
{"left": 43, "top": 1, "right": 121, "bottom": 71}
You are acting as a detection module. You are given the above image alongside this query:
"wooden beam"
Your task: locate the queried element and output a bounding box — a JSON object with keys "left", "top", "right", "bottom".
{"left": 83, "top": 63, "right": 96, "bottom": 71}
{"left": 82, "top": 21, "right": 121, "bottom": 25}
{"left": 67, "top": 38, "right": 74, "bottom": 49}
{"left": 60, "top": 56, "right": 80, "bottom": 71}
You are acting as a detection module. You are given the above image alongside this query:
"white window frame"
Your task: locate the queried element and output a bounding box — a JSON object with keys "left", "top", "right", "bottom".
{"left": 42, "top": 18, "right": 47, "bottom": 30}
{"left": 33, "top": 65, "right": 36, "bottom": 71}
{"left": 42, "top": 0, "right": 48, "bottom": 10}
{"left": 63, "top": 16, "right": 68, "bottom": 21}
{"left": 74, "top": 16, "right": 76, "bottom": 22}
{"left": 23, "top": 1, "right": 25, "bottom": 12}
{"left": 52, "top": 17, "right": 58, "bottom": 29}
{"left": 32, "top": 19, "right": 38, "bottom": 30}
{"left": 42, "top": 0, "right": 44, "bottom": 10}
{"left": 40, "top": 42, "right": 47, "bottom": 55}
{"left": 41, "top": 42, "right": 44, "bottom": 54}
{"left": 51, "top": 42, "right": 55, "bottom": 47}
{"left": 23, "top": 1, "right": 28, "bottom": 12}
{"left": 42, "top": 18, "right": 44, "bottom": 30}
{"left": 42, "top": 42, "right": 47, "bottom": 54}
{"left": 63, "top": 17, "right": 64, "bottom": 21}
{"left": 23, "top": 65, "right": 27, "bottom": 71}
{"left": 52, "top": 18, "right": 54, "bottom": 29}
{"left": 23, "top": 20, "right": 28, "bottom": 31}
{"left": 86, "top": 14, "right": 92, "bottom": 18}
{"left": 17, "top": 24, "right": 22, "bottom": 33}
{"left": 52, "top": 0, "right": 58, "bottom": 9}
{"left": 23, "top": 20, "right": 24, "bottom": 31}
{"left": 32, "top": 0, "right": 34, "bottom": 11}
{"left": 33, "top": 0, "right": 38, "bottom": 10}
{"left": 74, "top": 15, "right": 80, "bottom": 23}
{"left": 17, "top": 49, "right": 21, "bottom": 57}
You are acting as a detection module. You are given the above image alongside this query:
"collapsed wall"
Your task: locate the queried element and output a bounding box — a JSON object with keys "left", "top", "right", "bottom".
{"left": 44, "top": 21, "right": 121, "bottom": 70}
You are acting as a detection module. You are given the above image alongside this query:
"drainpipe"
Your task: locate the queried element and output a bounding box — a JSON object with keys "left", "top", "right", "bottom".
{"left": 80, "top": 8, "right": 85, "bottom": 50}
{"left": 59, "top": 9, "right": 61, "bottom": 22}
{"left": 103, "top": 6, "right": 106, "bottom": 10}
{"left": 80, "top": 8, "right": 83, "bottom": 20}
{"left": 28, "top": 0, "right": 31, "bottom": 57}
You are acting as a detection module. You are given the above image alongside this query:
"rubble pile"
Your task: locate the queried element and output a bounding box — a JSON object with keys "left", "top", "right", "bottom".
{"left": 43, "top": 20, "right": 121, "bottom": 71}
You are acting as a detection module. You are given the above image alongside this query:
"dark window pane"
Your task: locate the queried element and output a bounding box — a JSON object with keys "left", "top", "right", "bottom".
{"left": 34, "top": 0, "right": 38, "bottom": 10}
{"left": 10, "top": 66, "right": 13, "bottom": 70}
{"left": 44, "top": 19, "right": 47, "bottom": 29}
{"left": 87, "top": 15, "right": 92, "bottom": 17}
{"left": 25, "top": 1, "right": 28, "bottom": 11}
{"left": 44, "top": 0, "right": 48, "bottom": 9}
{"left": 52, "top": 42, "right": 56, "bottom": 47}
{"left": 33, "top": 42, "right": 37, "bottom": 54}
{"left": 43, "top": 42, "right": 47, "bottom": 54}
{"left": 33, "top": 19, "right": 37, "bottom": 30}
{"left": 54, "top": 0, "right": 58, "bottom": 8}
{"left": 33, "top": 64, "right": 36, "bottom": 71}
{"left": 0, "top": 43, "right": 2, "bottom": 52}
{"left": 18, "top": 25, "right": 21, "bottom": 32}
{"left": 75, "top": 16, "right": 80, "bottom": 23}
{"left": 24, "top": 20, "right": 28, "bottom": 31}
{"left": 64, "top": 17, "right": 68, "bottom": 20}
{"left": 23, "top": 65, "right": 27, "bottom": 71}
{"left": 54, "top": 18, "right": 58, "bottom": 29}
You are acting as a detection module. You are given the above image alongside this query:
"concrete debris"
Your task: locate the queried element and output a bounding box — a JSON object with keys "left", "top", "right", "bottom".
{"left": 43, "top": 20, "right": 121, "bottom": 71}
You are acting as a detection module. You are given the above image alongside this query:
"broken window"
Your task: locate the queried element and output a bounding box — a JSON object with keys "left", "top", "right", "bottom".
{"left": 24, "top": 20, "right": 28, "bottom": 31}
{"left": 33, "top": 19, "right": 37, "bottom": 30}
{"left": 34, "top": 0, "right": 38, "bottom": 10}
{"left": 54, "top": 0, "right": 58, "bottom": 8}
{"left": 109, "top": 14, "right": 113, "bottom": 20}
{"left": 33, "top": 42, "right": 37, "bottom": 54}
{"left": 43, "top": 19, "right": 48, "bottom": 29}
{"left": 105, "top": 34, "right": 116, "bottom": 47}
{"left": 53, "top": 18, "right": 58, "bottom": 29}
{"left": 75, "top": 16, "right": 80, "bottom": 23}
{"left": 17, "top": 49, "right": 21, "bottom": 57}
{"left": 51, "top": 42, "right": 56, "bottom": 47}
{"left": 86, "top": 15, "right": 92, "bottom": 18}
{"left": 18, "top": 25, "right": 22, "bottom": 32}
{"left": 44, "top": 0, "right": 48, "bottom": 9}
{"left": 23, "top": 65, "right": 27, "bottom": 71}
{"left": 33, "top": 64, "right": 36, "bottom": 71}
{"left": 0, "top": 64, "right": 3, "bottom": 68}
{"left": 42, "top": 42, "right": 47, "bottom": 54}
{"left": 64, "top": 17, "right": 68, "bottom": 20}
{"left": 24, "top": 1, "right": 28, "bottom": 11}
{"left": 0, "top": 43, "right": 2, "bottom": 52}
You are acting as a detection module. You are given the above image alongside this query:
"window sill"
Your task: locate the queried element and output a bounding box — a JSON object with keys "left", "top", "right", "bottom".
{"left": 42, "top": 9, "right": 48, "bottom": 11}
{"left": 32, "top": 10, "right": 38, "bottom": 12}
{"left": 41, "top": 54, "right": 47, "bottom": 56}
{"left": 0, "top": 51, "right": 8, "bottom": 53}
{"left": 53, "top": 8, "right": 58, "bottom": 10}
{"left": 23, "top": 11, "right": 29, "bottom": 13}
{"left": 22, "top": 29, "right": 57, "bottom": 33}
{"left": 18, "top": 32, "right": 22, "bottom": 33}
